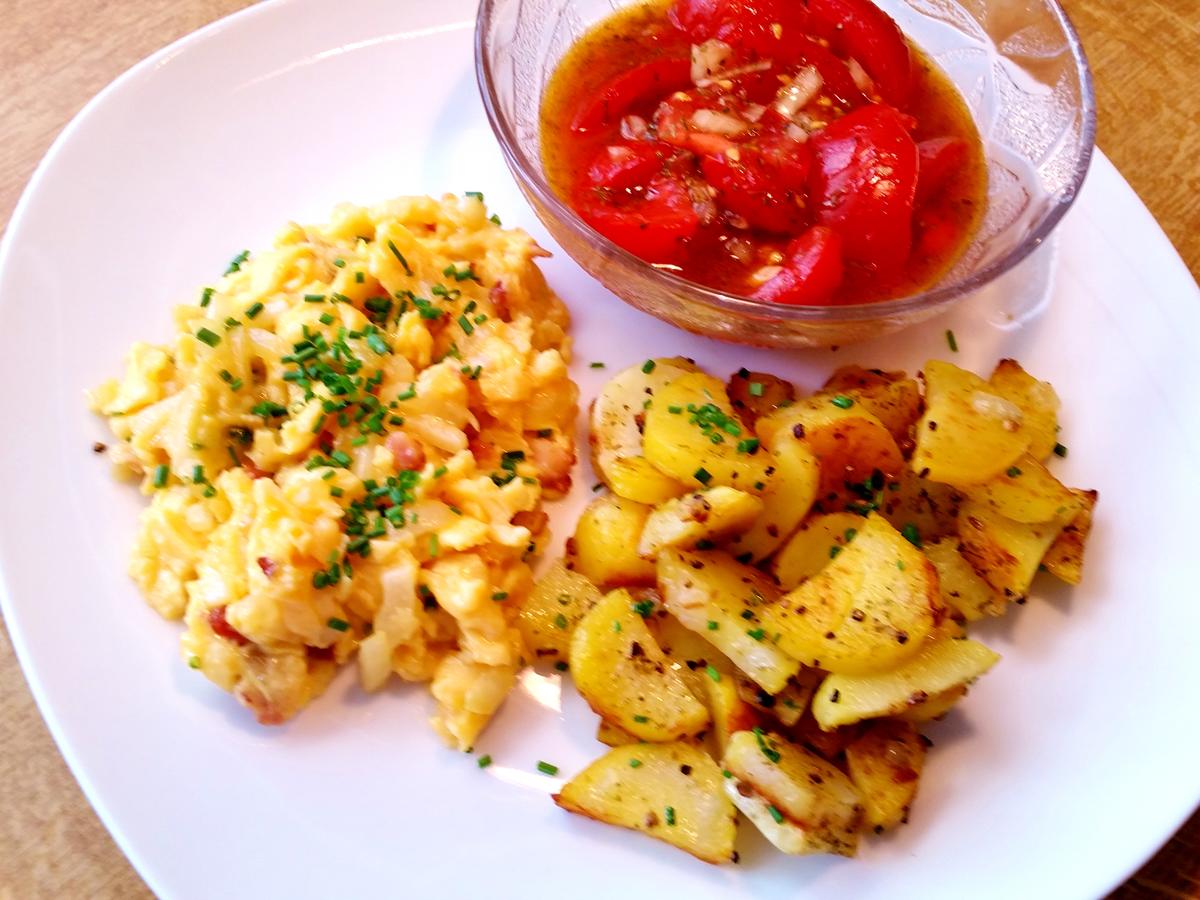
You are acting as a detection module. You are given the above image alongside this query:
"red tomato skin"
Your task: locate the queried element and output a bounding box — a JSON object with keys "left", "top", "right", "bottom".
{"left": 668, "top": 0, "right": 810, "bottom": 57}
{"left": 804, "top": 0, "right": 912, "bottom": 107}
{"left": 701, "top": 141, "right": 810, "bottom": 232}
{"left": 753, "top": 226, "right": 845, "bottom": 304}
{"left": 773, "top": 36, "right": 867, "bottom": 109}
{"left": 915, "top": 137, "right": 968, "bottom": 206}
{"left": 585, "top": 142, "right": 674, "bottom": 192}
{"left": 578, "top": 176, "right": 700, "bottom": 261}
{"left": 809, "top": 104, "right": 918, "bottom": 272}
{"left": 570, "top": 59, "right": 692, "bottom": 133}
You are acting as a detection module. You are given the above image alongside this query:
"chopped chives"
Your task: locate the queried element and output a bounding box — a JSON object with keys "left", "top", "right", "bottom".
{"left": 629, "top": 759, "right": 642, "bottom": 768}
{"left": 693, "top": 467, "right": 712, "bottom": 485}
{"left": 304, "top": 294, "right": 326, "bottom": 303}
{"left": 589, "top": 362, "right": 605, "bottom": 369}
{"left": 355, "top": 271, "right": 364, "bottom": 283}
{"left": 553, "top": 613, "right": 568, "bottom": 629}
{"left": 707, "top": 620, "right": 719, "bottom": 630}
{"left": 491, "top": 591, "right": 508, "bottom": 601}
{"left": 641, "top": 359, "right": 656, "bottom": 374}
{"left": 196, "top": 327, "right": 221, "bottom": 347}
{"left": 536, "top": 760, "right": 559, "bottom": 776}
{"left": 665, "top": 806, "right": 676, "bottom": 826}
{"left": 830, "top": 394, "right": 854, "bottom": 409}
{"left": 748, "top": 382, "right": 764, "bottom": 397}
{"left": 736, "top": 438, "right": 759, "bottom": 454}
{"left": 489, "top": 214, "right": 502, "bottom": 225}
{"left": 901, "top": 523, "right": 922, "bottom": 547}
{"left": 152, "top": 464, "right": 169, "bottom": 488}
{"left": 333, "top": 258, "right": 346, "bottom": 268}
{"left": 327, "top": 617, "right": 349, "bottom": 632}
{"left": 706, "top": 664, "right": 721, "bottom": 682}
{"left": 465, "top": 191, "right": 485, "bottom": 201}
{"left": 477, "top": 754, "right": 493, "bottom": 769}
{"left": 1006, "top": 466, "right": 1023, "bottom": 478}
{"left": 224, "top": 250, "right": 249, "bottom": 274}
{"left": 946, "top": 329, "right": 959, "bottom": 352}
{"left": 633, "top": 714, "right": 648, "bottom": 723}
{"left": 1053, "top": 442, "right": 1068, "bottom": 458}
{"left": 244, "top": 302, "right": 264, "bottom": 319}
{"left": 767, "top": 805, "right": 784, "bottom": 824}
{"left": 387, "top": 241, "right": 413, "bottom": 275}
{"left": 199, "top": 287, "right": 214, "bottom": 307}
{"left": 457, "top": 314, "right": 474, "bottom": 335}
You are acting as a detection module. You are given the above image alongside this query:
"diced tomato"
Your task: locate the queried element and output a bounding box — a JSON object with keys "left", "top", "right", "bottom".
{"left": 755, "top": 133, "right": 814, "bottom": 192}
{"left": 578, "top": 175, "right": 700, "bottom": 261}
{"left": 584, "top": 142, "right": 673, "bottom": 192}
{"left": 914, "top": 208, "right": 961, "bottom": 259}
{"left": 809, "top": 104, "right": 918, "bottom": 272}
{"left": 668, "top": 0, "right": 811, "bottom": 59}
{"left": 701, "top": 141, "right": 810, "bottom": 232}
{"left": 570, "top": 58, "right": 692, "bottom": 133}
{"left": 653, "top": 93, "right": 742, "bottom": 156}
{"left": 804, "top": 0, "right": 912, "bottom": 107}
{"left": 772, "top": 36, "right": 867, "bottom": 109}
{"left": 753, "top": 226, "right": 844, "bottom": 304}
{"left": 915, "top": 137, "right": 968, "bottom": 205}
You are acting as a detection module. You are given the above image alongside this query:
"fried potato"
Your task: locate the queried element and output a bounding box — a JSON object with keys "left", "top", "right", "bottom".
{"left": 759, "top": 515, "right": 942, "bottom": 675}
{"left": 922, "top": 538, "right": 1006, "bottom": 621}
{"left": 554, "top": 742, "right": 738, "bottom": 864}
{"left": 878, "top": 467, "right": 963, "bottom": 541}
{"left": 1042, "top": 489, "right": 1098, "bottom": 585}
{"left": 735, "top": 668, "right": 821, "bottom": 727}
{"left": 651, "top": 611, "right": 735, "bottom": 700}
{"left": 821, "top": 365, "right": 923, "bottom": 447}
{"left": 638, "top": 487, "right": 763, "bottom": 558}
{"left": 589, "top": 357, "right": 696, "bottom": 504}
{"left": 656, "top": 548, "right": 800, "bottom": 693}
{"left": 811, "top": 637, "right": 1000, "bottom": 729}
{"left": 961, "top": 453, "right": 1081, "bottom": 524}
{"left": 895, "top": 685, "right": 968, "bottom": 722}
{"left": 571, "top": 589, "right": 709, "bottom": 741}
{"left": 596, "top": 718, "right": 642, "bottom": 747}
{"left": 758, "top": 397, "right": 904, "bottom": 503}
{"left": 727, "top": 369, "right": 796, "bottom": 428}
{"left": 988, "top": 359, "right": 1061, "bottom": 461}
{"left": 701, "top": 669, "right": 760, "bottom": 754}
{"left": 643, "top": 371, "right": 771, "bottom": 492}
{"left": 722, "top": 729, "right": 863, "bottom": 856}
{"left": 957, "top": 499, "right": 1069, "bottom": 599}
{"left": 724, "top": 425, "right": 821, "bottom": 562}
{"left": 913, "top": 360, "right": 1033, "bottom": 486}
{"left": 772, "top": 512, "right": 866, "bottom": 590}
{"left": 516, "top": 560, "right": 604, "bottom": 662}
{"left": 572, "top": 494, "right": 657, "bottom": 587}
{"left": 844, "top": 719, "right": 927, "bottom": 832}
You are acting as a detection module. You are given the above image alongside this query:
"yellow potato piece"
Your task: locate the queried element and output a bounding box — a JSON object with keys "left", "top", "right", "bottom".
{"left": 589, "top": 358, "right": 696, "bottom": 504}
{"left": 516, "top": 559, "right": 603, "bottom": 663}
{"left": 844, "top": 719, "right": 927, "bottom": 833}
{"left": 722, "top": 730, "right": 863, "bottom": 857}
{"left": 878, "top": 467, "right": 963, "bottom": 542}
{"left": 571, "top": 494, "right": 657, "bottom": 587}
{"left": 1042, "top": 489, "right": 1098, "bottom": 585}
{"left": 596, "top": 718, "right": 642, "bottom": 747}
{"left": 724, "top": 427, "right": 820, "bottom": 563}
{"left": 961, "top": 453, "right": 1081, "bottom": 524}
{"left": 734, "top": 668, "right": 821, "bottom": 727}
{"left": 772, "top": 512, "right": 866, "bottom": 590}
{"left": 656, "top": 548, "right": 800, "bottom": 694}
{"left": 957, "top": 499, "right": 1069, "bottom": 599}
{"left": 701, "top": 670, "right": 760, "bottom": 755}
{"left": 912, "top": 360, "right": 1033, "bottom": 486}
{"left": 643, "top": 372, "right": 770, "bottom": 492}
{"left": 921, "top": 538, "right": 1006, "bottom": 621}
{"left": 821, "top": 365, "right": 923, "bottom": 446}
{"left": 895, "top": 685, "right": 968, "bottom": 722}
{"left": 726, "top": 369, "right": 796, "bottom": 428}
{"left": 554, "top": 742, "right": 738, "bottom": 864}
{"left": 570, "top": 589, "right": 709, "bottom": 741}
{"left": 812, "top": 637, "right": 1000, "bottom": 729}
{"left": 988, "top": 359, "right": 1061, "bottom": 461}
{"left": 759, "top": 515, "right": 942, "bottom": 675}
{"left": 638, "top": 487, "right": 763, "bottom": 558}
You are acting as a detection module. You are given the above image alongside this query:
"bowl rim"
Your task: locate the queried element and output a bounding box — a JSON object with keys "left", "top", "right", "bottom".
{"left": 474, "top": 0, "right": 1097, "bottom": 324}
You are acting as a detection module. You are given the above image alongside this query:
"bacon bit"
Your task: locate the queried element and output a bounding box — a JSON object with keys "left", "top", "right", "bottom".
{"left": 208, "top": 606, "right": 250, "bottom": 646}
{"left": 241, "top": 456, "right": 271, "bottom": 480}
{"left": 513, "top": 509, "right": 549, "bottom": 535}
{"left": 306, "top": 645, "right": 335, "bottom": 661}
{"left": 386, "top": 432, "right": 426, "bottom": 472}
{"left": 234, "top": 685, "right": 284, "bottom": 725}
{"left": 489, "top": 281, "right": 509, "bottom": 319}
{"left": 530, "top": 437, "right": 575, "bottom": 495}
{"left": 257, "top": 557, "right": 277, "bottom": 578}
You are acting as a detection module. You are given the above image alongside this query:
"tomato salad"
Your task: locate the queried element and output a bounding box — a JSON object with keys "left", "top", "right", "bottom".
{"left": 541, "top": 0, "right": 986, "bottom": 306}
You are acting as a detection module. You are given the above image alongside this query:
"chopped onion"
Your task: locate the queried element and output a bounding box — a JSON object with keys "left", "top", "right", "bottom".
{"left": 725, "top": 237, "right": 753, "bottom": 264}
{"left": 695, "top": 59, "right": 772, "bottom": 89}
{"left": 751, "top": 265, "right": 783, "bottom": 286}
{"left": 690, "top": 108, "right": 748, "bottom": 136}
{"left": 685, "top": 177, "right": 719, "bottom": 225}
{"left": 785, "top": 123, "right": 809, "bottom": 142}
{"left": 846, "top": 57, "right": 874, "bottom": 92}
{"left": 743, "top": 103, "right": 766, "bottom": 123}
{"left": 773, "top": 66, "right": 823, "bottom": 120}
{"left": 970, "top": 391, "right": 1024, "bottom": 429}
{"left": 619, "top": 115, "right": 649, "bottom": 140}
{"left": 691, "top": 39, "right": 733, "bottom": 84}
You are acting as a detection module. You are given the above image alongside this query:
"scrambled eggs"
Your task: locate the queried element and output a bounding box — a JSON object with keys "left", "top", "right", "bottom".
{"left": 90, "top": 194, "right": 578, "bottom": 748}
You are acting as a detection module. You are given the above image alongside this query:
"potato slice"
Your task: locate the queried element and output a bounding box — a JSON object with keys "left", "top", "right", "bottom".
{"left": 554, "top": 742, "right": 738, "bottom": 864}
{"left": 845, "top": 719, "right": 927, "bottom": 832}
{"left": 651, "top": 612, "right": 735, "bottom": 700}
{"left": 727, "top": 369, "right": 796, "bottom": 428}
{"left": 656, "top": 548, "right": 800, "bottom": 693}
{"left": 571, "top": 589, "right": 709, "bottom": 741}
{"left": 957, "top": 499, "right": 1069, "bottom": 599}
{"left": 758, "top": 397, "right": 904, "bottom": 503}
{"left": 516, "top": 560, "right": 603, "bottom": 662}
{"left": 722, "top": 730, "right": 863, "bottom": 856}
{"left": 961, "top": 453, "right": 1081, "bottom": 524}
{"left": 735, "top": 668, "right": 821, "bottom": 727}
{"left": 638, "top": 487, "right": 763, "bottom": 558}
{"left": 821, "top": 366, "right": 923, "bottom": 446}
{"left": 812, "top": 637, "right": 1000, "bottom": 729}
{"left": 596, "top": 718, "right": 642, "bottom": 747}
{"left": 1042, "top": 489, "right": 1098, "bottom": 585}
{"left": 895, "top": 685, "right": 968, "bottom": 722}
{"left": 912, "top": 360, "right": 1033, "bottom": 486}
{"left": 988, "top": 359, "right": 1061, "bottom": 461}
{"left": 878, "top": 467, "right": 963, "bottom": 541}
{"left": 772, "top": 512, "right": 865, "bottom": 589}
{"left": 701, "top": 669, "right": 760, "bottom": 754}
{"left": 759, "top": 515, "right": 942, "bottom": 675}
{"left": 724, "top": 425, "right": 820, "bottom": 562}
{"left": 643, "top": 371, "right": 771, "bottom": 492}
{"left": 589, "top": 357, "right": 696, "bottom": 504}
{"left": 922, "top": 538, "right": 1006, "bottom": 621}
{"left": 571, "top": 495, "right": 656, "bottom": 587}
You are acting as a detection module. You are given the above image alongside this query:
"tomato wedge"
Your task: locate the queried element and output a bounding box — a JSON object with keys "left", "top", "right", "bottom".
{"left": 668, "top": 0, "right": 810, "bottom": 58}
{"left": 701, "top": 140, "right": 810, "bottom": 232}
{"left": 804, "top": 0, "right": 912, "bottom": 107}
{"left": 578, "top": 176, "right": 700, "bottom": 261}
{"left": 773, "top": 36, "right": 867, "bottom": 109}
{"left": 915, "top": 137, "right": 968, "bottom": 205}
{"left": 570, "top": 59, "right": 692, "bottom": 133}
{"left": 753, "top": 226, "right": 844, "bottom": 305}
{"left": 585, "top": 142, "right": 674, "bottom": 192}
{"left": 809, "top": 104, "right": 918, "bottom": 272}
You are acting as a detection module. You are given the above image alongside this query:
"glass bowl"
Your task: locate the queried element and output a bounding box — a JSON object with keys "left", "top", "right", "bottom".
{"left": 475, "top": 0, "right": 1096, "bottom": 349}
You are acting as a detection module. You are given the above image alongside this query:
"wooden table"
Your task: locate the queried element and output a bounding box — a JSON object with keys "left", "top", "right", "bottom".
{"left": 0, "top": 1, "right": 1197, "bottom": 897}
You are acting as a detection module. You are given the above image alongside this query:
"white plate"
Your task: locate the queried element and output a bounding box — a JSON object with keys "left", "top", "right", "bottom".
{"left": 2, "top": 1, "right": 1198, "bottom": 897}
